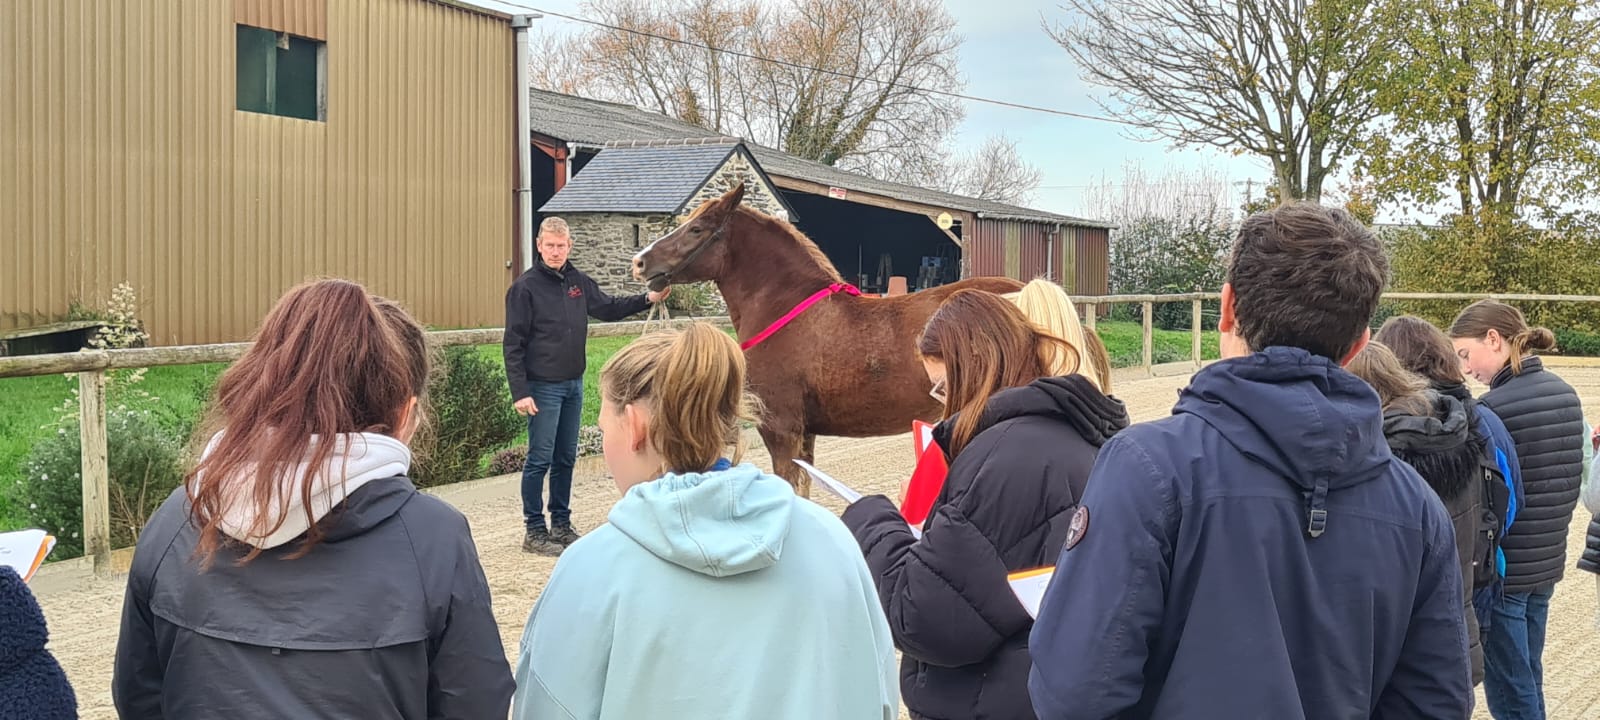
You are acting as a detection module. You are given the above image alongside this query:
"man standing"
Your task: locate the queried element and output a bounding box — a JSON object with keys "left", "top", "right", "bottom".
{"left": 504, "top": 217, "right": 668, "bottom": 556}
{"left": 1027, "top": 203, "right": 1473, "bottom": 718}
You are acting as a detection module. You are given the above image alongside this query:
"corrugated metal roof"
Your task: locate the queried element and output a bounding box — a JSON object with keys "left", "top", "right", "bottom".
{"left": 540, "top": 143, "right": 738, "bottom": 213}
{"left": 529, "top": 88, "right": 1113, "bottom": 229}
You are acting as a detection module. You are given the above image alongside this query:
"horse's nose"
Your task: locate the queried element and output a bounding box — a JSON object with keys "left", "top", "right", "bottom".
{"left": 631, "top": 255, "right": 645, "bottom": 280}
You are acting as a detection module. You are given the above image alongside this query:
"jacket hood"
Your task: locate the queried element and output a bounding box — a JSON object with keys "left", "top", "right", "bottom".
{"left": 1383, "top": 391, "right": 1483, "bottom": 502}
{"left": 608, "top": 462, "right": 794, "bottom": 577}
{"left": 933, "top": 374, "right": 1130, "bottom": 455}
{"left": 196, "top": 432, "right": 413, "bottom": 548}
{"left": 1176, "top": 347, "right": 1393, "bottom": 536}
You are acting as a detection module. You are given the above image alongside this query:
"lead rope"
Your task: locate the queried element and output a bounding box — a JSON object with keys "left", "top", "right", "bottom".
{"left": 644, "top": 297, "right": 672, "bottom": 333}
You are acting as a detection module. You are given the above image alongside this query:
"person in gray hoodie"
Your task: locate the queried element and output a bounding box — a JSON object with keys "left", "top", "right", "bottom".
{"left": 113, "top": 280, "right": 513, "bottom": 720}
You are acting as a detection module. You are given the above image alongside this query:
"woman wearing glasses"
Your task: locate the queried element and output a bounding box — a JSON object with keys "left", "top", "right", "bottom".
{"left": 841, "top": 289, "right": 1129, "bottom": 720}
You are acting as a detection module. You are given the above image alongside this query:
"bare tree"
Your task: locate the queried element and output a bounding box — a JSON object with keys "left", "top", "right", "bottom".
{"left": 921, "top": 134, "right": 1045, "bottom": 205}
{"left": 546, "top": 0, "right": 966, "bottom": 177}
{"left": 527, "top": 30, "right": 593, "bottom": 96}
{"left": 1048, "top": 0, "right": 1391, "bottom": 202}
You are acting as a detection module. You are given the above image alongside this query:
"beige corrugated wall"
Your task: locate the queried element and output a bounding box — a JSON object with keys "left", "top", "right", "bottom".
{"left": 1, "top": 0, "right": 514, "bottom": 345}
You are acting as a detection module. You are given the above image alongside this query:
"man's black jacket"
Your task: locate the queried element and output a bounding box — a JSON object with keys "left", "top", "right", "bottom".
{"left": 503, "top": 259, "right": 650, "bottom": 399}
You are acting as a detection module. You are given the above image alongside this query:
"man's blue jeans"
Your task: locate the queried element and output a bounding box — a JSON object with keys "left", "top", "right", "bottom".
{"left": 522, "top": 379, "right": 582, "bottom": 532}
{"left": 1483, "top": 586, "right": 1554, "bottom": 720}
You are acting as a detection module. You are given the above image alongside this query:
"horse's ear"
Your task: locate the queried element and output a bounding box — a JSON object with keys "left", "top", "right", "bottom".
{"left": 719, "top": 182, "right": 746, "bottom": 210}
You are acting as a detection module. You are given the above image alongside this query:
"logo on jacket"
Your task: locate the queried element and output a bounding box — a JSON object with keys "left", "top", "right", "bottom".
{"left": 1064, "top": 506, "right": 1090, "bottom": 551}
{"left": 567, "top": 285, "right": 583, "bottom": 299}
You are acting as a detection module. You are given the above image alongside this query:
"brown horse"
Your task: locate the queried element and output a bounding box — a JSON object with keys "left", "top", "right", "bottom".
{"left": 632, "top": 183, "right": 1024, "bottom": 493}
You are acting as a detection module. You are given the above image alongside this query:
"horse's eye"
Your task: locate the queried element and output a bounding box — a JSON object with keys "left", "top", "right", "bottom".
{"left": 690, "top": 226, "right": 704, "bottom": 234}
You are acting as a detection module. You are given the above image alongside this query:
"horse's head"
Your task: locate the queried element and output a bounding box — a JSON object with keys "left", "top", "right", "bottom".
{"left": 632, "top": 183, "right": 746, "bottom": 292}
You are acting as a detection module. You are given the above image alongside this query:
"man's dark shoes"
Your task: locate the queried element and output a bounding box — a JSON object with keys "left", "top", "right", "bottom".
{"left": 523, "top": 527, "right": 563, "bottom": 556}
{"left": 550, "top": 523, "right": 581, "bottom": 547}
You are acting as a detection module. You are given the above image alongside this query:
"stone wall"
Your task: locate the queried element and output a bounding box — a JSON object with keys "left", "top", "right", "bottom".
{"left": 564, "top": 212, "right": 678, "bottom": 301}
{"left": 683, "top": 151, "right": 788, "bottom": 219}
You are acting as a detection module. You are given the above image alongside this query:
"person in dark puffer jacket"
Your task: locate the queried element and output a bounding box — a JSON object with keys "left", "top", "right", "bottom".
{"left": 1347, "top": 342, "right": 1487, "bottom": 685}
{"left": 843, "top": 290, "right": 1129, "bottom": 720}
{"left": 1581, "top": 426, "right": 1599, "bottom": 628}
{"left": 0, "top": 565, "right": 78, "bottom": 720}
{"left": 1451, "top": 299, "right": 1585, "bottom": 720}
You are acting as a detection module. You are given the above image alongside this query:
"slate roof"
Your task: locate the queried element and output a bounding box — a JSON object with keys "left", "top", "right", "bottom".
{"left": 539, "top": 141, "right": 741, "bottom": 214}
{"left": 529, "top": 88, "right": 1112, "bottom": 229}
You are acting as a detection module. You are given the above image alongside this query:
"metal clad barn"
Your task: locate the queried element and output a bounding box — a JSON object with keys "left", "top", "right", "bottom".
{"left": 1, "top": 0, "right": 516, "bottom": 344}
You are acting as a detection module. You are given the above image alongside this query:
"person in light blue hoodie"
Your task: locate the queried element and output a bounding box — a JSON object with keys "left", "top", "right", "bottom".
{"left": 512, "top": 322, "right": 900, "bottom": 720}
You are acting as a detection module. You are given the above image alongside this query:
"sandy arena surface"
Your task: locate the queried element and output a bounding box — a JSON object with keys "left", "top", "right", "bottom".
{"left": 33, "top": 363, "right": 1600, "bottom": 719}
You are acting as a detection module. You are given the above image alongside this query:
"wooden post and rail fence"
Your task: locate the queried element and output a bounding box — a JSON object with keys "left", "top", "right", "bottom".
{"left": 3, "top": 292, "right": 1600, "bottom": 573}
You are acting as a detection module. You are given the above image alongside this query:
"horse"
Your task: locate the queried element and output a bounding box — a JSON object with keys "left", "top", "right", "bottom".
{"left": 631, "top": 183, "right": 1024, "bottom": 494}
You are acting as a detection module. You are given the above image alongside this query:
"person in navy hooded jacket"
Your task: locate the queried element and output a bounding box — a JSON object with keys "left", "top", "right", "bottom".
{"left": 1027, "top": 202, "right": 1473, "bottom": 719}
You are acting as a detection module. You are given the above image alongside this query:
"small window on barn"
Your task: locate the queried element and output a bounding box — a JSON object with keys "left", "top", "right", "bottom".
{"left": 236, "top": 25, "right": 326, "bottom": 121}
{"left": 632, "top": 224, "right": 642, "bottom": 249}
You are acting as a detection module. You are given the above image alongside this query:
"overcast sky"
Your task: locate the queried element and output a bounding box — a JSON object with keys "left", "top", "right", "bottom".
{"left": 483, "top": 0, "right": 1288, "bottom": 221}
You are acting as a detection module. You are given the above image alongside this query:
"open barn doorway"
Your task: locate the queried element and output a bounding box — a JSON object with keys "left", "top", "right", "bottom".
{"left": 779, "top": 191, "right": 961, "bottom": 294}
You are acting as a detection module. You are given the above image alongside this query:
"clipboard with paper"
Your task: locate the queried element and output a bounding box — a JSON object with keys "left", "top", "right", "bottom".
{"left": 794, "top": 460, "right": 923, "bottom": 539}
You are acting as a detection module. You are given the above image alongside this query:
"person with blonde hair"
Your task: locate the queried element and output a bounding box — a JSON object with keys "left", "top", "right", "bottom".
{"left": 513, "top": 323, "right": 899, "bottom": 720}
{"left": 1003, "top": 279, "right": 1108, "bottom": 391}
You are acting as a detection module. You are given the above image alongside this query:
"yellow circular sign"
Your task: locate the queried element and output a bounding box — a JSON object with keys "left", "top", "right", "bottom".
{"left": 936, "top": 212, "right": 954, "bottom": 230}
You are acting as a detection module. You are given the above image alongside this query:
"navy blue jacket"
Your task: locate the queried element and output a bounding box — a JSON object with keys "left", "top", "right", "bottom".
{"left": 1028, "top": 348, "right": 1472, "bottom": 719}
{"left": 0, "top": 566, "right": 77, "bottom": 720}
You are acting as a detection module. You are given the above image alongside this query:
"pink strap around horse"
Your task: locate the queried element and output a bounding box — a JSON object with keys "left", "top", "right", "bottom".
{"left": 740, "top": 282, "right": 862, "bottom": 351}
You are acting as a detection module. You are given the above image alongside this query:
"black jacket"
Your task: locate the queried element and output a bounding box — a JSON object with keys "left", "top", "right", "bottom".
{"left": 113, "top": 478, "right": 514, "bottom": 720}
{"left": 1382, "top": 391, "right": 1486, "bottom": 685}
{"left": 1582, "top": 516, "right": 1600, "bottom": 575}
{"left": 842, "top": 375, "right": 1128, "bottom": 720}
{"left": 503, "top": 259, "right": 651, "bottom": 397}
{"left": 0, "top": 566, "right": 77, "bottom": 720}
{"left": 1480, "top": 357, "right": 1585, "bottom": 593}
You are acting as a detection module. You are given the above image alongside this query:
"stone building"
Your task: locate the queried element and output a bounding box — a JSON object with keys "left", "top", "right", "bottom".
{"left": 538, "top": 139, "right": 793, "bottom": 297}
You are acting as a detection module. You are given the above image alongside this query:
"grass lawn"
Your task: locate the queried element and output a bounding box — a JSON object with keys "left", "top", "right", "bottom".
{"left": 0, "top": 320, "right": 1211, "bottom": 531}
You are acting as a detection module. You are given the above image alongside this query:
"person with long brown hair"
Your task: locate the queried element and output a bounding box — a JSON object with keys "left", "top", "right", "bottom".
{"left": 1379, "top": 315, "right": 1524, "bottom": 628}
{"left": 1346, "top": 341, "right": 1488, "bottom": 686}
{"left": 113, "top": 279, "right": 514, "bottom": 720}
{"left": 513, "top": 323, "right": 898, "bottom": 719}
{"left": 1449, "top": 300, "right": 1585, "bottom": 719}
{"left": 841, "top": 289, "right": 1129, "bottom": 720}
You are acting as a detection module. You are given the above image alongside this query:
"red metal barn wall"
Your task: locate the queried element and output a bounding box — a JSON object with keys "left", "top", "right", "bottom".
{"left": 968, "top": 219, "right": 1108, "bottom": 294}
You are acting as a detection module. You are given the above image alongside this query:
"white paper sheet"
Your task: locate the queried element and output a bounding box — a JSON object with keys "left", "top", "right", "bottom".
{"left": 1008, "top": 568, "right": 1055, "bottom": 619}
{"left": 0, "top": 529, "right": 56, "bottom": 583}
{"left": 794, "top": 460, "right": 922, "bottom": 538}
{"left": 795, "top": 459, "right": 862, "bottom": 504}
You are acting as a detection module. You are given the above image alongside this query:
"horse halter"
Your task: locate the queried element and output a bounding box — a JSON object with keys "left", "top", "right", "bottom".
{"left": 652, "top": 209, "right": 735, "bottom": 287}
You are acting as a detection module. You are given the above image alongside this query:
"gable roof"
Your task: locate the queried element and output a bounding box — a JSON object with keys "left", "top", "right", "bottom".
{"left": 540, "top": 140, "right": 769, "bottom": 214}
{"left": 529, "top": 88, "right": 1112, "bottom": 229}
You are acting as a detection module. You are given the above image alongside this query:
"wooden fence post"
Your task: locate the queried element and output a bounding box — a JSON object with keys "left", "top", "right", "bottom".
{"left": 1142, "top": 301, "right": 1154, "bottom": 374}
{"left": 1082, "top": 303, "right": 1096, "bottom": 331}
{"left": 1192, "top": 299, "right": 1204, "bottom": 368}
{"left": 79, "top": 370, "right": 112, "bottom": 573}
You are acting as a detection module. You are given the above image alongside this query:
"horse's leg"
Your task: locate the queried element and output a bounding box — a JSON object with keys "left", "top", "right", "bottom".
{"left": 759, "top": 424, "right": 809, "bottom": 497}
{"left": 800, "top": 433, "right": 817, "bottom": 466}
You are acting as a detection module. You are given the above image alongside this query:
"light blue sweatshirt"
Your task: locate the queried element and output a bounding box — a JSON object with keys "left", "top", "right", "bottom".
{"left": 512, "top": 462, "right": 900, "bottom": 720}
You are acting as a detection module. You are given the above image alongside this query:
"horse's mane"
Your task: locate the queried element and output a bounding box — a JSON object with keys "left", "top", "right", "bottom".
{"left": 737, "top": 206, "right": 843, "bottom": 282}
